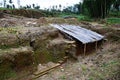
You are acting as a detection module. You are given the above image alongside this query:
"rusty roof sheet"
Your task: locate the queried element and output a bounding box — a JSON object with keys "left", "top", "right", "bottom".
{"left": 50, "top": 24, "right": 104, "bottom": 44}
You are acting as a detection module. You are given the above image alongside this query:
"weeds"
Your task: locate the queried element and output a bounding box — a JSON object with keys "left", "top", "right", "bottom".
{"left": 107, "top": 18, "right": 120, "bottom": 24}
{"left": 0, "top": 65, "right": 16, "bottom": 80}
{"left": 59, "top": 75, "right": 66, "bottom": 80}
{"left": 0, "top": 27, "right": 18, "bottom": 34}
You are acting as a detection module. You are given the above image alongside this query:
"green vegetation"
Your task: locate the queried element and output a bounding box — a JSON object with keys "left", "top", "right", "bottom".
{"left": 0, "top": 7, "right": 13, "bottom": 10}
{"left": 0, "top": 55, "right": 16, "bottom": 80}
{"left": 82, "top": 0, "right": 116, "bottom": 18}
{"left": 59, "top": 76, "right": 66, "bottom": 80}
{"left": 0, "top": 0, "right": 119, "bottom": 22}
{"left": 0, "top": 67, "right": 16, "bottom": 80}
{"left": 58, "top": 13, "right": 93, "bottom": 21}
{"left": 0, "top": 44, "right": 20, "bottom": 50}
{"left": 0, "top": 0, "right": 119, "bottom": 80}
{"left": 107, "top": 18, "right": 120, "bottom": 24}
{"left": 109, "top": 11, "right": 120, "bottom": 17}
{"left": 0, "top": 27, "right": 18, "bottom": 34}
{"left": 89, "top": 60, "right": 120, "bottom": 80}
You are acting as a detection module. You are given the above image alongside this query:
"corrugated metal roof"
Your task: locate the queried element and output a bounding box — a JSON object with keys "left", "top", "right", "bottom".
{"left": 50, "top": 24, "right": 104, "bottom": 44}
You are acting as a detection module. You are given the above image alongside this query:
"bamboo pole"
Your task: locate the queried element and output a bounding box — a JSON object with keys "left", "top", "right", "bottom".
{"left": 32, "top": 63, "right": 61, "bottom": 80}
{"left": 32, "top": 56, "right": 69, "bottom": 79}
{"left": 32, "top": 72, "right": 49, "bottom": 80}
{"left": 34, "top": 63, "right": 61, "bottom": 76}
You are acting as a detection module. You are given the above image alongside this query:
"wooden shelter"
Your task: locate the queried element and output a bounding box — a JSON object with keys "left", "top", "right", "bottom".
{"left": 51, "top": 24, "right": 104, "bottom": 57}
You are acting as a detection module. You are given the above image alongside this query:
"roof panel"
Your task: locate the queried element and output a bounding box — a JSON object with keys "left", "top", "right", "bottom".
{"left": 50, "top": 24, "right": 104, "bottom": 44}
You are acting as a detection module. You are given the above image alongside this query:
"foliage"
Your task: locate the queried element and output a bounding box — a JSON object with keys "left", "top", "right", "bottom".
{"left": 113, "top": 0, "right": 120, "bottom": 11}
{"left": 58, "top": 13, "right": 93, "bottom": 21}
{"left": 82, "top": 0, "right": 116, "bottom": 18}
{"left": 0, "top": 58, "right": 16, "bottom": 80}
{"left": 0, "top": 67, "right": 16, "bottom": 80}
{"left": 0, "top": 27, "right": 17, "bottom": 34}
{"left": 109, "top": 11, "right": 120, "bottom": 17}
{"left": 77, "top": 15, "right": 93, "bottom": 21}
{"left": 107, "top": 18, "right": 120, "bottom": 24}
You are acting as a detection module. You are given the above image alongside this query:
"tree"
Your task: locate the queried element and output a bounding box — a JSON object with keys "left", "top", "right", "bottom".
{"left": 59, "top": 4, "right": 62, "bottom": 10}
{"left": 3, "top": 0, "right": 6, "bottom": 8}
{"left": 17, "top": 0, "right": 20, "bottom": 8}
{"left": 73, "top": 2, "right": 82, "bottom": 14}
{"left": 113, "top": 0, "right": 120, "bottom": 11}
{"left": 34, "top": 5, "right": 40, "bottom": 9}
{"left": 12, "top": 4, "right": 15, "bottom": 8}
{"left": 82, "top": 0, "right": 116, "bottom": 18}
{"left": 26, "top": 5, "right": 31, "bottom": 9}
{"left": 52, "top": 6, "right": 55, "bottom": 10}
{"left": 9, "top": 0, "right": 12, "bottom": 4}
{"left": 0, "top": 2, "right": 2, "bottom": 6}
{"left": 55, "top": 5, "right": 57, "bottom": 10}
{"left": 63, "top": 6, "right": 73, "bottom": 13}
{"left": 8, "top": 0, "right": 13, "bottom": 9}
{"left": 32, "top": 4, "right": 35, "bottom": 8}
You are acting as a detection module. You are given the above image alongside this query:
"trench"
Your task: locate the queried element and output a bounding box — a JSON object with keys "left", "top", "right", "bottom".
{"left": 0, "top": 24, "right": 106, "bottom": 80}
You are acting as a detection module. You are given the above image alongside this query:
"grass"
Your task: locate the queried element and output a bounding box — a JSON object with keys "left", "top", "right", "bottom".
{"left": 59, "top": 76, "right": 66, "bottom": 80}
{"left": 0, "top": 45, "right": 13, "bottom": 50}
{"left": 0, "top": 68, "right": 16, "bottom": 80}
{"left": 0, "top": 27, "right": 19, "bottom": 50}
{"left": 109, "top": 11, "right": 120, "bottom": 17}
{"left": 58, "top": 13, "right": 93, "bottom": 21}
{"left": 107, "top": 17, "right": 120, "bottom": 24}
{"left": 58, "top": 12, "right": 120, "bottom": 23}
{"left": 0, "top": 69, "right": 16, "bottom": 80}
{"left": 0, "top": 61, "right": 17, "bottom": 80}
{"left": 88, "top": 61, "right": 119, "bottom": 80}
{"left": 0, "top": 44, "right": 20, "bottom": 50}
{"left": 0, "top": 27, "right": 18, "bottom": 34}
{"left": 77, "top": 15, "right": 93, "bottom": 21}
{"left": 0, "top": 7, "right": 14, "bottom": 10}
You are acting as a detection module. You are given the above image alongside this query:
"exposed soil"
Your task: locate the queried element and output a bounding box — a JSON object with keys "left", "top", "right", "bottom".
{"left": 0, "top": 9, "right": 46, "bottom": 18}
{"left": 34, "top": 41, "right": 120, "bottom": 80}
{"left": 0, "top": 12, "right": 120, "bottom": 80}
{"left": 32, "top": 21, "right": 120, "bottom": 80}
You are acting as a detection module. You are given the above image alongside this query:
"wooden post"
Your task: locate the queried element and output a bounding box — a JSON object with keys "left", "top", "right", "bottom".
{"left": 84, "top": 44, "right": 86, "bottom": 56}
{"left": 95, "top": 41, "right": 98, "bottom": 51}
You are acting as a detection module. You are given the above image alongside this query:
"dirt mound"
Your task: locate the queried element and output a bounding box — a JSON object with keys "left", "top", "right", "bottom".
{"left": 36, "top": 17, "right": 48, "bottom": 26}
{"left": 0, "top": 9, "right": 46, "bottom": 18}
{"left": 0, "top": 14, "right": 37, "bottom": 27}
{"left": 0, "top": 19, "right": 16, "bottom": 27}
{"left": 48, "top": 18, "right": 80, "bottom": 25}
{"left": 0, "top": 12, "right": 4, "bottom": 18}
{"left": 11, "top": 9, "right": 45, "bottom": 18}
{"left": 0, "top": 47, "right": 34, "bottom": 80}
{"left": 0, "top": 32, "right": 18, "bottom": 48}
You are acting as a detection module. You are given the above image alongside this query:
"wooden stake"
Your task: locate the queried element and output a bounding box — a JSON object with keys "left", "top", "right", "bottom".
{"left": 84, "top": 44, "right": 86, "bottom": 56}
{"left": 95, "top": 41, "right": 98, "bottom": 51}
